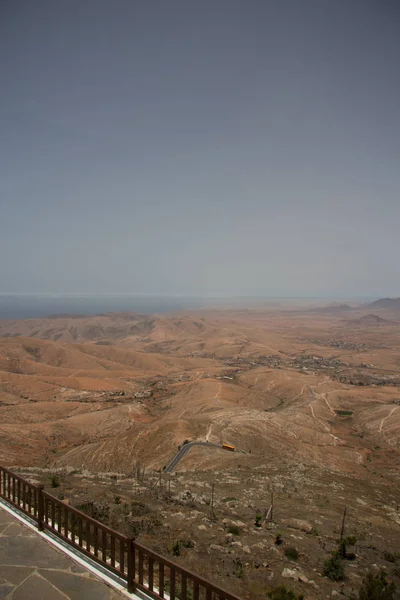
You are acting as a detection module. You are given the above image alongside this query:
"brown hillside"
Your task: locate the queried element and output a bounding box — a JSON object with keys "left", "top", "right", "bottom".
{"left": 347, "top": 313, "right": 392, "bottom": 327}
{"left": 1, "top": 307, "right": 400, "bottom": 599}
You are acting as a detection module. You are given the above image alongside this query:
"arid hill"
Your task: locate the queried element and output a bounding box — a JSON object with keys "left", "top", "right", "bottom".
{"left": 0, "top": 312, "right": 156, "bottom": 343}
{"left": 367, "top": 297, "right": 400, "bottom": 311}
{"left": 1, "top": 308, "right": 400, "bottom": 599}
{"left": 1, "top": 309, "right": 399, "bottom": 471}
{"left": 347, "top": 313, "right": 392, "bottom": 327}
{"left": 313, "top": 303, "right": 353, "bottom": 312}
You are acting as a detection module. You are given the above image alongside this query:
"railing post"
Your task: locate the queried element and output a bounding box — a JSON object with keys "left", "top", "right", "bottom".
{"left": 37, "top": 485, "right": 44, "bottom": 531}
{"left": 127, "top": 537, "right": 134, "bottom": 593}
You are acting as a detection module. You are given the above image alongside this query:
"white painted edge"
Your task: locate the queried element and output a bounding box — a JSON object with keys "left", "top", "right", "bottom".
{"left": 0, "top": 499, "right": 150, "bottom": 600}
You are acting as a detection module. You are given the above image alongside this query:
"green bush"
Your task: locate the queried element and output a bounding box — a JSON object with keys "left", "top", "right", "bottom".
{"left": 131, "top": 500, "right": 151, "bottom": 516}
{"left": 170, "top": 538, "right": 194, "bottom": 557}
{"left": 233, "top": 557, "right": 244, "bottom": 579}
{"left": 75, "top": 501, "right": 110, "bottom": 523}
{"left": 255, "top": 514, "right": 263, "bottom": 527}
{"left": 324, "top": 552, "right": 345, "bottom": 581}
{"left": 275, "top": 533, "right": 283, "bottom": 545}
{"left": 180, "top": 539, "right": 194, "bottom": 549}
{"left": 338, "top": 539, "right": 347, "bottom": 558}
{"left": 268, "top": 585, "right": 304, "bottom": 600}
{"left": 358, "top": 569, "right": 397, "bottom": 600}
{"left": 347, "top": 552, "right": 356, "bottom": 561}
{"left": 171, "top": 540, "right": 181, "bottom": 556}
{"left": 285, "top": 547, "right": 299, "bottom": 560}
{"left": 50, "top": 474, "right": 60, "bottom": 488}
{"left": 382, "top": 551, "right": 399, "bottom": 564}
{"left": 338, "top": 537, "right": 357, "bottom": 560}
{"left": 227, "top": 525, "right": 241, "bottom": 536}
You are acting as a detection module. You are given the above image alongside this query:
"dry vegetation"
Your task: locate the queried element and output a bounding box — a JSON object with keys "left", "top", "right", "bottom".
{"left": 0, "top": 303, "right": 399, "bottom": 599}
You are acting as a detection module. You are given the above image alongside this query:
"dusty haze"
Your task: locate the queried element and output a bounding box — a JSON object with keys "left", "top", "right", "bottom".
{"left": 1, "top": 0, "right": 400, "bottom": 296}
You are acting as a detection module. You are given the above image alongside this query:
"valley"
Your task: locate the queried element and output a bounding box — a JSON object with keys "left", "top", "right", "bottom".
{"left": 0, "top": 302, "right": 399, "bottom": 598}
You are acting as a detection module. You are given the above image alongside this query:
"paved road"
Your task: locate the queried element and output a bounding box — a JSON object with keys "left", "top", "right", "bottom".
{"left": 164, "top": 441, "right": 222, "bottom": 473}
{"left": 0, "top": 506, "right": 124, "bottom": 600}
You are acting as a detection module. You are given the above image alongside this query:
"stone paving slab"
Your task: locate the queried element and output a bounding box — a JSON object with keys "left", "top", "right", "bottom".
{"left": 0, "top": 506, "right": 126, "bottom": 599}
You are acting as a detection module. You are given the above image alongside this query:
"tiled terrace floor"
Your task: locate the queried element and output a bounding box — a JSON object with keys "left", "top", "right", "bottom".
{"left": 0, "top": 506, "right": 126, "bottom": 599}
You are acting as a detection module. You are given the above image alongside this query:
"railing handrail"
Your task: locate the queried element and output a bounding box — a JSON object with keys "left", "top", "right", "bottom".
{"left": 0, "top": 464, "right": 244, "bottom": 600}
{"left": 0, "top": 465, "right": 39, "bottom": 487}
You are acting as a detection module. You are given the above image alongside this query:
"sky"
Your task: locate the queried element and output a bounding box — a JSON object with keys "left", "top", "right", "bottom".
{"left": 1, "top": 0, "right": 399, "bottom": 298}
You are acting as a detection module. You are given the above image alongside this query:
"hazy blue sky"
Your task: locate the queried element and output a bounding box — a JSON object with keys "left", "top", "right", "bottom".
{"left": 1, "top": 1, "right": 399, "bottom": 297}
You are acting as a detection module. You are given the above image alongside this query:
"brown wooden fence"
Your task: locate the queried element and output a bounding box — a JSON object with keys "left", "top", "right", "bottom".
{"left": 0, "top": 465, "right": 243, "bottom": 600}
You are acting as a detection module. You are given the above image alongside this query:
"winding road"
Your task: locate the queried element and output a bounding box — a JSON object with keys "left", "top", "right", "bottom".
{"left": 164, "top": 441, "right": 224, "bottom": 473}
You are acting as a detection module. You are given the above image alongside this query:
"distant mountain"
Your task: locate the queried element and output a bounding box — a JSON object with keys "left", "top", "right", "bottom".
{"left": 0, "top": 313, "right": 156, "bottom": 343}
{"left": 347, "top": 313, "right": 391, "bottom": 326}
{"left": 366, "top": 298, "right": 400, "bottom": 311}
{"left": 315, "top": 303, "right": 353, "bottom": 313}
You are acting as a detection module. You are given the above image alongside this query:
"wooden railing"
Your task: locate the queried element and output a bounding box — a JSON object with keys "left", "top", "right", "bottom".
{"left": 130, "top": 541, "right": 242, "bottom": 600}
{"left": 0, "top": 465, "right": 243, "bottom": 600}
{"left": 0, "top": 466, "right": 39, "bottom": 520}
{"left": 41, "top": 490, "right": 130, "bottom": 581}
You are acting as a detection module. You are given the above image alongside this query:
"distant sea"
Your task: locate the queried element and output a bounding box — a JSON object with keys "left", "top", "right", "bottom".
{"left": 0, "top": 295, "right": 209, "bottom": 319}
{"left": 0, "top": 294, "right": 376, "bottom": 320}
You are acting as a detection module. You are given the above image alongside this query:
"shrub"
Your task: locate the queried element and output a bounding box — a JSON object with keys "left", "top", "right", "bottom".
{"left": 347, "top": 552, "right": 356, "bottom": 561}
{"left": 285, "top": 547, "right": 299, "bottom": 560}
{"left": 50, "top": 474, "right": 60, "bottom": 488}
{"left": 382, "top": 551, "right": 399, "bottom": 564}
{"left": 171, "top": 540, "right": 181, "bottom": 556}
{"left": 338, "top": 539, "right": 347, "bottom": 558}
{"left": 131, "top": 500, "right": 151, "bottom": 516}
{"left": 233, "top": 557, "right": 244, "bottom": 578}
{"left": 180, "top": 539, "right": 194, "bottom": 549}
{"left": 338, "top": 537, "right": 357, "bottom": 560}
{"left": 268, "top": 585, "right": 304, "bottom": 600}
{"left": 324, "top": 552, "right": 345, "bottom": 581}
{"left": 346, "top": 536, "right": 357, "bottom": 547}
{"left": 275, "top": 533, "right": 283, "bottom": 545}
{"left": 358, "top": 569, "right": 397, "bottom": 600}
{"left": 76, "top": 501, "right": 110, "bottom": 523}
{"left": 227, "top": 525, "right": 241, "bottom": 536}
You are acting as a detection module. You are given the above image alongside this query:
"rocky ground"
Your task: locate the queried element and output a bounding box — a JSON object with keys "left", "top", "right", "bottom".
{"left": 12, "top": 457, "right": 400, "bottom": 600}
